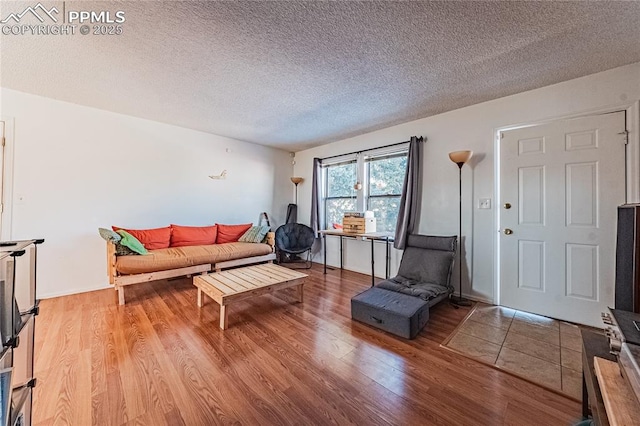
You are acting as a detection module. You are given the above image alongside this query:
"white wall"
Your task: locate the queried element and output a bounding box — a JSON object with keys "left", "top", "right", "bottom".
{"left": 0, "top": 88, "right": 293, "bottom": 298}
{"left": 295, "top": 62, "right": 640, "bottom": 303}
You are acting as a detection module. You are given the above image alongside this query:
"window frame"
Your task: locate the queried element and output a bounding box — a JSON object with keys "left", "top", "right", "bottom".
{"left": 322, "top": 158, "right": 358, "bottom": 230}
{"left": 321, "top": 146, "right": 408, "bottom": 231}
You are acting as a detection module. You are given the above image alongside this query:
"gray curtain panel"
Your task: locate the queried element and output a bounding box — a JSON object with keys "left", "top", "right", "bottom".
{"left": 394, "top": 136, "right": 424, "bottom": 249}
{"left": 310, "top": 157, "right": 322, "bottom": 238}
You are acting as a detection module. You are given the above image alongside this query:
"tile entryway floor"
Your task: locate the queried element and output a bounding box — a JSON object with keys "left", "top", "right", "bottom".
{"left": 443, "top": 304, "right": 582, "bottom": 399}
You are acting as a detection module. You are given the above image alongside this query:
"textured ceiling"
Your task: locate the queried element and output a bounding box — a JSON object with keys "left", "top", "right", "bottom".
{"left": 1, "top": 1, "right": 640, "bottom": 151}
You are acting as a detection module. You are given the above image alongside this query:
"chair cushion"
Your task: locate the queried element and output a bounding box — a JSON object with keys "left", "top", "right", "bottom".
{"left": 216, "top": 223, "right": 252, "bottom": 244}
{"left": 406, "top": 234, "right": 456, "bottom": 252}
{"left": 170, "top": 224, "right": 218, "bottom": 247}
{"left": 376, "top": 276, "right": 449, "bottom": 302}
{"left": 115, "top": 242, "right": 272, "bottom": 274}
{"left": 397, "top": 247, "right": 454, "bottom": 288}
{"left": 112, "top": 226, "right": 171, "bottom": 250}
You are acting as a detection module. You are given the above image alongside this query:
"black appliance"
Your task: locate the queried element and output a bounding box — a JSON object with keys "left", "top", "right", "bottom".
{"left": 615, "top": 204, "right": 640, "bottom": 312}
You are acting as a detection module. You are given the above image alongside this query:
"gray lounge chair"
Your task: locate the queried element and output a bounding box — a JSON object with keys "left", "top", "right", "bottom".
{"left": 376, "top": 234, "right": 457, "bottom": 306}
{"left": 351, "top": 234, "right": 457, "bottom": 338}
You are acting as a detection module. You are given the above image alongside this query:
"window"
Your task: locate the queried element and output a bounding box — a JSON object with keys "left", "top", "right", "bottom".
{"left": 366, "top": 153, "right": 407, "bottom": 232}
{"left": 324, "top": 160, "right": 357, "bottom": 229}
{"left": 322, "top": 147, "right": 408, "bottom": 232}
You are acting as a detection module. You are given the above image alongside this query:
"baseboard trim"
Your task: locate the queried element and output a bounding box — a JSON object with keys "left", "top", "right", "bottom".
{"left": 462, "top": 294, "right": 494, "bottom": 304}
{"left": 39, "top": 283, "right": 111, "bottom": 299}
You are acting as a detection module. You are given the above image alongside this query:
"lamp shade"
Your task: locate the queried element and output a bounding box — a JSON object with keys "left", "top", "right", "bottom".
{"left": 291, "top": 177, "right": 304, "bottom": 185}
{"left": 448, "top": 150, "right": 473, "bottom": 165}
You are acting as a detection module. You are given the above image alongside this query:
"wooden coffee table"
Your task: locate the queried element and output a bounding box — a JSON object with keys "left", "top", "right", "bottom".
{"left": 193, "top": 263, "right": 308, "bottom": 330}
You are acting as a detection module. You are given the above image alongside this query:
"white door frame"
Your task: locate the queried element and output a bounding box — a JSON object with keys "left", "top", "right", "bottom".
{"left": 494, "top": 101, "right": 640, "bottom": 307}
{"left": 0, "top": 116, "right": 15, "bottom": 241}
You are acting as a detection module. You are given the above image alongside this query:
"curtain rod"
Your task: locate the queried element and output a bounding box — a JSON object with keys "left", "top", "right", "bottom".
{"left": 320, "top": 137, "right": 421, "bottom": 162}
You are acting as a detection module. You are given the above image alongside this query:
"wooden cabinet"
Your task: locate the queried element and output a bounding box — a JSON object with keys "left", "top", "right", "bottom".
{"left": 581, "top": 329, "right": 615, "bottom": 426}
{"left": 0, "top": 240, "right": 43, "bottom": 426}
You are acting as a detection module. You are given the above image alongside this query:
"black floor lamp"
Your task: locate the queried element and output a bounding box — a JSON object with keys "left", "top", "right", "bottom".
{"left": 291, "top": 177, "right": 303, "bottom": 204}
{"left": 449, "top": 150, "right": 473, "bottom": 307}
{"left": 286, "top": 177, "right": 304, "bottom": 224}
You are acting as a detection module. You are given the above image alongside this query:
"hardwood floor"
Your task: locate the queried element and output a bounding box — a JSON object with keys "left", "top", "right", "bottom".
{"left": 33, "top": 264, "right": 581, "bottom": 425}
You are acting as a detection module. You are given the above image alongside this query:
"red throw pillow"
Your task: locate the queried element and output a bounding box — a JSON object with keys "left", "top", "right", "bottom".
{"left": 216, "top": 223, "right": 252, "bottom": 244}
{"left": 112, "top": 226, "right": 171, "bottom": 250}
{"left": 170, "top": 224, "right": 217, "bottom": 247}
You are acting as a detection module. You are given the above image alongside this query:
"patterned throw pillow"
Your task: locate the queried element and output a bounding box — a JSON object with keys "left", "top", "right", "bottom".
{"left": 98, "top": 227, "right": 121, "bottom": 244}
{"left": 239, "top": 225, "right": 270, "bottom": 243}
{"left": 115, "top": 244, "right": 137, "bottom": 256}
{"left": 116, "top": 230, "right": 149, "bottom": 255}
{"left": 99, "top": 228, "right": 138, "bottom": 255}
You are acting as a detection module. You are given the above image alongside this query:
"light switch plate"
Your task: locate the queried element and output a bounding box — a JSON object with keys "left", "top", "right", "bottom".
{"left": 478, "top": 198, "right": 491, "bottom": 209}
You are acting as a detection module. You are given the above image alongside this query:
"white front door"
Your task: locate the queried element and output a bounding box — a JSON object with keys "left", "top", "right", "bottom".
{"left": 499, "top": 112, "right": 626, "bottom": 327}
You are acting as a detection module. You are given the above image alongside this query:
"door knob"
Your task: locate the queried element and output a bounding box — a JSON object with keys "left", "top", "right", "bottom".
{"left": 504, "top": 228, "right": 513, "bottom": 235}
{"left": 504, "top": 203, "right": 512, "bottom": 209}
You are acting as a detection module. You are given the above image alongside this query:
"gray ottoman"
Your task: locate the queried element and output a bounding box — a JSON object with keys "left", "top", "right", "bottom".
{"left": 351, "top": 287, "right": 429, "bottom": 339}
